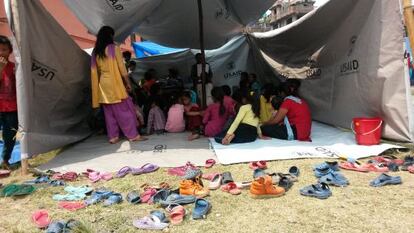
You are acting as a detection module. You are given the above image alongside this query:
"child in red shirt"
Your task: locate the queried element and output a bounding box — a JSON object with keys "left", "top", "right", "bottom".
{"left": 0, "top": 36, "right": 18, "bottom": 170}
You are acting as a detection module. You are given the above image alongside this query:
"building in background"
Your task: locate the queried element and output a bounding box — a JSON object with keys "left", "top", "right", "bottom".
{"left": 0, "top": 0, "right": 137, "bottom": 53}
{"left": 270, "top": 0, "right": 315, "bottom": 29}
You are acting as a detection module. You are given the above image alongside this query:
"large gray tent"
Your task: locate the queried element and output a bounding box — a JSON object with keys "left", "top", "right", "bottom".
{"left": 5, "top": 0, "right": 413, "bottom": 159}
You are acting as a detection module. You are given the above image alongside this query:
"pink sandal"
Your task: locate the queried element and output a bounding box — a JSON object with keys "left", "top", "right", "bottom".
{"left": 249, "top": 161, "right": 267, "bottom": 170}
{"left": 221, "top": 182, "right": 241, "bottom": 195}
{"left": 32, "top": 209, "right": 51, "bottom": 229}
{"left": 339, "top": 162, "right": 369, "bottom": 172}
{"left": 205, "top": 159, "right": 216, "bottom": 168}
{"left": 166, "top": 204, "right": 186, "bottom": 225}
{"left": 361, "top": 163, "right": 389, "bottom": 173}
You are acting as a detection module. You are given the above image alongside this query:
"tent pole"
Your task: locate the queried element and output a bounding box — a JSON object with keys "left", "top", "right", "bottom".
{"left": 403, "top": 0, "right": 414, "bottom": 49}
{"left": 197, "top": 0, "right": 207, "bottom": 108}
{"left": 10, "top": 0, "right": 28, "bottom": 175}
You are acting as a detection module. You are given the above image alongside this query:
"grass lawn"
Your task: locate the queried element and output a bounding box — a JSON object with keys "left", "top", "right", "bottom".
{"left": 0, "top": 146, "right": 414, "bottom": 233}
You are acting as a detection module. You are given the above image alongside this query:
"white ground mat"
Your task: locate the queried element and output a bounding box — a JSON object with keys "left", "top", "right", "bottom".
{"left": 39, "top": 133, "right": 216, "bottom": 173}
{"left": 210, "top": 122, "right": 402, "bottom": 165}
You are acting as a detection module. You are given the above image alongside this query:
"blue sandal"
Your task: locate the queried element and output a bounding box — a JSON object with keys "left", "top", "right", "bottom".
{"left": 300, "top": 183, "right": 332, "bottom": 199}
{"left": 370, "top": 174, "right": 402, "bottom": 187}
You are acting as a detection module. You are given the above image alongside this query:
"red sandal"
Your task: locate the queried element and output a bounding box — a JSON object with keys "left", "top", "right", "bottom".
{"left": 221, "top": 182, "right": 241, "bottom": 195}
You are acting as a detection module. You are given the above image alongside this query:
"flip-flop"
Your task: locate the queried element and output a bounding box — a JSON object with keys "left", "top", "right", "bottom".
{"left": 49, "top": 180, "right": 65, "bottom": 187}
{"left": 249, "top": 161, "right": 267, "bottom": 170}
{"left": 46, "top": 221, "right": 65, "bottom": 233}
{"left": 151, "top": 189, "right": 171, "bottom": 204}
{"left": 0, "top": 169, "right": 10, "bottom": 178}
{"left": 167, "top": 205, "right": 186, "bottom": 225}
{"left": 234, "top": 181, "right": 251, "bottom": 189}
{"left": 221, "top": 172, "right": 234, "bottom": 185}
{"left": 300, "top": 183, "right": 332, "bottom": 199}
{"left": 278, "top": 177, "right": 294, "bottom": 191}
{"left": 370, "top": 173, "right": 402, "bottom": 187}
{"left": 64, "top": 186, "right": 93, "bottom": 195}
{"left": 339, "top": 162, "right": 369, "bottom": 172}
{"left": 61, "top": 172, "right": 78, "bottom": 182}
{"left": 221, "top": 182, "right": 241, "bottom": 195}
{"left": 0, "top": 184, "right": 19, "bottom": 197}
{"left": 132, "top": 163, "right": 159, "bottom": 175}
{"left": 159, "top": 193, "right": 196, "bottom": 206}
{"left": 53, "top": 193, "right": 86, "bottom": 201}
{"left": 167, "top": 162, "right": 197, "bottom": 176}
{"left": 208, "top": 174, "right": 222, "bottom": 190}
{"left": 362, "top": 163, "right": 389, "bottom": 173}
{"left": 140, "top": 188, "right": 157, "bottom": 203}
{"left": 84, "top": 188, "right": 114, "bottom": 205}
{"left": 192, "top": 198, "right": 212, "bottom": 220}
{"left": 100, "top": 172, "right": 113, "bottom": 181}
{"left": 103, "top": 193, "right": 123, "bottom": 206}
{"left": 289, "top": 166, "right": 300, "bottom": 177}
{"left": 127, "top": 191, "right": 141, "bottom": 204}
{"left": 205, "top": 159, "right": 216, "bottom": 168}
{"left": 58, "top": 201, "right": 86, "bottom": 211}
{"left": 202, "top": 172, "right": 220, "bottom": 181}
{"left": 116, "top": 166, "right": 132, "bottom": 178}
{"left": 372, "top": 156, "right": 404, "bottom": 166}
{"left": 132, "top": 216, "right": 169, "bottom": 230}
{"left": 88, "top": 172, "right": 101, "bottom": 183}
{"left": 408, "top": 165, "right": 414, "bottom": 173}
{"left": 12, "top": 184, "right": 36, "bottom": 196}
{"left": 32, "top": 209, "right": 51, "bottom": 229}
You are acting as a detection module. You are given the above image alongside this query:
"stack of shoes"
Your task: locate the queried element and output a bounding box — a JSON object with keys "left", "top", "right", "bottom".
{"left": 179, "top": 168, "right": 209, "bottom": 198}
{"left": 314, "top": 161, "right": 349, "bottom": 187}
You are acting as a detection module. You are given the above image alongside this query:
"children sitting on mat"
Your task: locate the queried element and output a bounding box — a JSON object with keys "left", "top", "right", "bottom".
{"left": 146, "top": 96, "right": 166, "bottom": 135}
{"left": 182, "top": 92, "right": 203, "bottom": 140}
{"left": 215, "top": 91, "right": 265, "bottom": 145}
{"left": 165, "top": 95, "right": 185, "bottom": 133}
{"left": 261, "top": 79, "right": 312, "bottom": 141}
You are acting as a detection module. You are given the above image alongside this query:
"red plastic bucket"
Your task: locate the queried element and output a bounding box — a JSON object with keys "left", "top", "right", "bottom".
{"left": 352, "top": 117, "right": 383, "bottom": 145}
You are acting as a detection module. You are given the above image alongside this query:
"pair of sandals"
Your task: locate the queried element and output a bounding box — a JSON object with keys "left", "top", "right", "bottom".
{"left": 208, "top": 172, "right": 241, "bottom": 195}
{"left": 83, "top": 169, "right": 113, "bottom": 183}
{"left": 52, "top": 186, "right": 92, "bottom": 201}
{"left": 116, "top": 163, "right": 159, "bottom": 178}
{"left": 52, "top": 172, "right": 78, "bottom": 182}
{"left": 84, "top": 188, "right": 123, "bottom": 206}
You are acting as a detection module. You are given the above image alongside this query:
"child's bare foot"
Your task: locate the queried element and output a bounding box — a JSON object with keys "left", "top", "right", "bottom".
{"left": 188, "top": 134, "right": 200, "bottom": 141}
{"left": 129, "top": 135, "right": 148, "bottom": 142}
{"left": 109, "top": 137, "right": 120, "bottom": 144}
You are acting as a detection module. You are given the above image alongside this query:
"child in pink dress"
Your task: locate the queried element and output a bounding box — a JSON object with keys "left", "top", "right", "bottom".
{"left": 202, "top": 87, "right": 230, "bottom": 137}
{"left": 146, "top": 97, "right": 166, "bottom": 135}
{"left": 165, "top": 96, "right": 185, "bottom": 133}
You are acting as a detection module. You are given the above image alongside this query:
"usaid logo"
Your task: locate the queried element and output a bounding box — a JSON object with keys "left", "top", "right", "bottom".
{"left": 106, "top": 0, "right": 129, "bottom": 11}
{"left": 31, "top": 59, "right": 56, "bottom": 81}
{"left": 340, "top": 35, "right": 360, "bottom": 76}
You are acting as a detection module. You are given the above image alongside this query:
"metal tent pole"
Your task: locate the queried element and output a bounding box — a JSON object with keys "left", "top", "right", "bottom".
{"left": 197, "top": 0, "right": 207, "bottom": 108}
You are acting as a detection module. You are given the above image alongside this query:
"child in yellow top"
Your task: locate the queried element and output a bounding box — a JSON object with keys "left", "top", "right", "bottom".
{"left": 215, "top": 91, "right": 264, "bottom": 145}
{"left": 259, "top": 84, "right": 276, "bottom": 123}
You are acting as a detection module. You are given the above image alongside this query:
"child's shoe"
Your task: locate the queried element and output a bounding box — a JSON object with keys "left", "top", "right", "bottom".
{"left": 250, "top": 175, "right": 285, "bottom": 199}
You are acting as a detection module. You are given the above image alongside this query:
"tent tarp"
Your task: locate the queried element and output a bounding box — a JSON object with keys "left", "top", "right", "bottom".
{"left": 132, "top": 41, "right": 185, "bottom": 58}
{"left": 63, "top": 0, "right": 274, "bottom": 49}
{"left": 250, "top": 0, "right": 413, "bottom": 142}
{"left": 6, "top": 0, "right": 92, "bottom": 158}
{"left": 132, "top": 35, "right": 254, "bottom": 89}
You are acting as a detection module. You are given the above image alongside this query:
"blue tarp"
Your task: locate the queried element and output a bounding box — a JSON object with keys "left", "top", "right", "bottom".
{"left": 133, "top": 41, "right": 185, "bottom": 58}
{"left": 0, "top": 141, "right": 20, "bottom": 164}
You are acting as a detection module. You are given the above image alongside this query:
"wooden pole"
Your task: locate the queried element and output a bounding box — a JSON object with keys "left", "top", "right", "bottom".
{"left": 197, "top": 0, "right": 207, "bottom": 109}
{"left": 403, "top": 0, "right": 414, "bottom": 50}
{"left": 9, "top": 0, "right": 28, "bottom": 175}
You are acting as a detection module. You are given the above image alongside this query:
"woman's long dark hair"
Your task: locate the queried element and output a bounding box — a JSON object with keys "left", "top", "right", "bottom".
{"left": 283, "top": 79, "right": 301, "bottom": 97}
{"left": 262, "top": 83, "right": 275, "bottom": 102}
{"left": 211, "top": 87, "right": 225, "bottom": 116}
{"left": 242, "top": 91, "right": 260, "bottom": 118}
{"left": 93, "top": 26, "right": 115, "bottom": 58}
